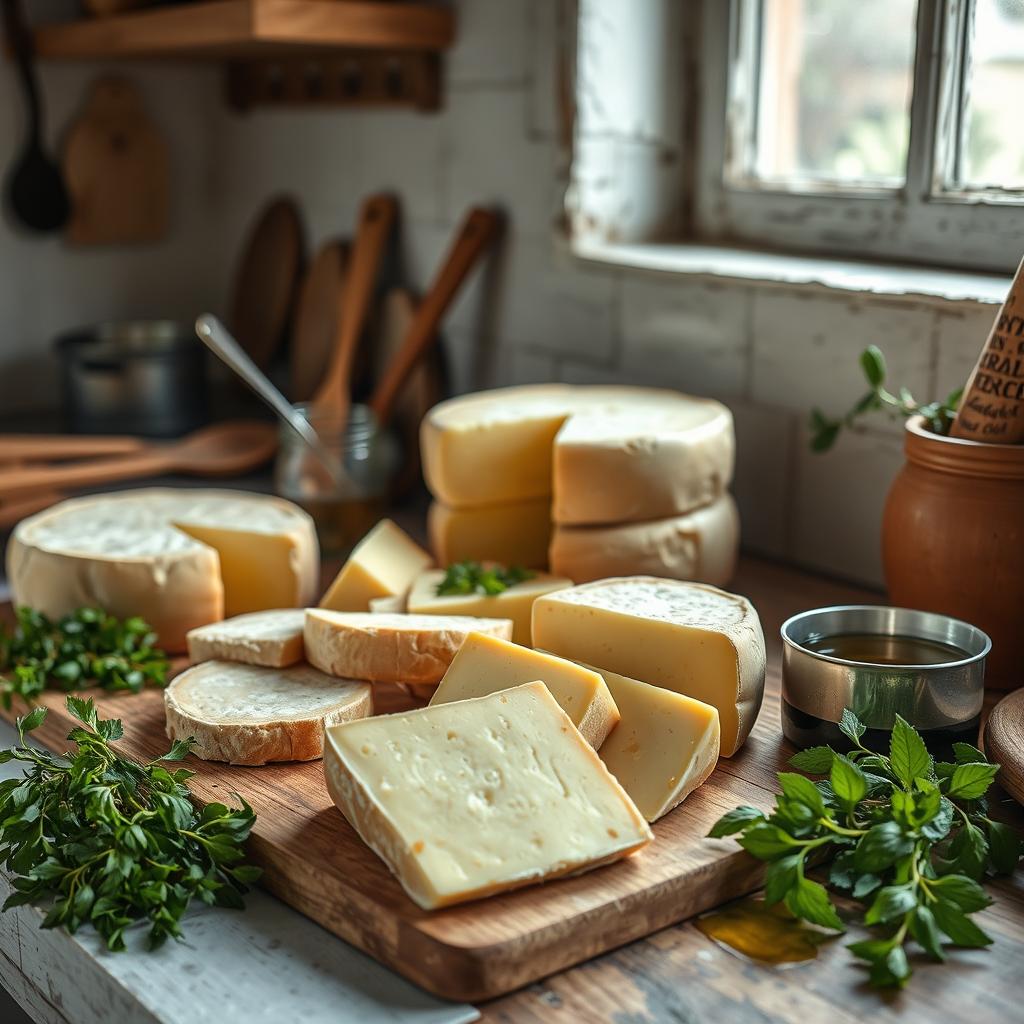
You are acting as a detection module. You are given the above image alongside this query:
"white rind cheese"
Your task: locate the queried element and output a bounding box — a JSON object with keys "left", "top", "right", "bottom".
{"left": 532, "top": 577, "right": 765, "bottom": 757}
{"left": 323, "top": 681, "right": 652, "bottom": 910}
{"left": 7, "top": 489, "right": 318, "bottom": 652}
{"left": 186, "top": 609, "right": 306, "bottom": 668}
{"left": 549, "top": 495, "right": 739, "bottom": 586}
{"left": 304, "top": 609, "right": 513, "bottom": 685}
{"left": 427, "top": 498, "right": 552, "bottom": 569}
{"left": 164, "top": 660, "right": 372, "bottom": 765}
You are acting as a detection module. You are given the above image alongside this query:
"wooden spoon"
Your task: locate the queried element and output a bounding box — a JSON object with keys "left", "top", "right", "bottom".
{"left": 0, "top": 421, "right": 277, "bottom": 498}
{"left": 0, "top": 433, "right": 147, "bottom": 461}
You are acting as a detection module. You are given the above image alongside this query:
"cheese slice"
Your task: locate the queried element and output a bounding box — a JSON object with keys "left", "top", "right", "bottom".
{"left": 428, "top": 498, "right": 552, "bottom": 570}
{"left": 186, "top": 609, "right": 306, "bottom": 668}
{"left": 304, "top": 609, "right": 513, "bottom": 685}
{"left": 320, "top": 519, "right": 432, "bottom": 612}
{"left": 532, "top": 577, "right": 765, "bottom": 757}
{"left": 7, "top": 489, "right": 318, "bottom": 652}
{"left": 549, "top": 495, "right": 739, "bottom": 586}
{"left": 429, "top": 632, "right": 619, "bottom": 747}
{"left": 323, "top": 681, "right": 652, "bottom": 910}
{"left": 406, "top": 569, "right": 572, "bottom": 645}
{"left": 589, "top": 663, "right": 720, "bottom": 821}
{"left": 369, "top": 593, "right": 406, "bottom": 613}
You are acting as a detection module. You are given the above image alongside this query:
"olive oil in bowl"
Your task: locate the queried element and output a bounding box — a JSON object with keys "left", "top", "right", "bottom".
{"left": 799, "top": 632, "right": 969, "bottom": 666}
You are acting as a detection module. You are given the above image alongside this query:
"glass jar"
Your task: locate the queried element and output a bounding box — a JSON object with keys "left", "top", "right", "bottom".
{"left": 274, "top": 403, "right": 396, "bottom": 557}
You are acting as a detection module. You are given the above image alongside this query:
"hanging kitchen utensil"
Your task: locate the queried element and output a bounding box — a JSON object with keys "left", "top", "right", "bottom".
{"left": 1, "top": 0, "right": 71, "bottom": 233}
{"left": 289, "top": 240, "right": 349, "bottom": 403}
{"left": 228, "top": 196, "right": 305, "bottom": 370}
{"left": 63, "top": 76, "right": 169, "bottom": 245}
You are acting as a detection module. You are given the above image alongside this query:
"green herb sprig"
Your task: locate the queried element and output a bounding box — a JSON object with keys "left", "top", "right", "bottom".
{"left": 0, "top": 697, "right": 260, "bottom": 951}
{"left": 435, "top": 561, "right": 534, "bottom": 597}
{"left": 0, "top": 607, "right": 169, "bottom": 710}
{"left": 811, "top": 345, "right": 962, "bottom": 451}
{"left": 710, "top": 709, "right": 1021, "bottom": 988}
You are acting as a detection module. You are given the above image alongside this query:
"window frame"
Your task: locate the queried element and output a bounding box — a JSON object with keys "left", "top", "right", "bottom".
{"left": 692, "top": 0, "right": 1024, "bottom": 274}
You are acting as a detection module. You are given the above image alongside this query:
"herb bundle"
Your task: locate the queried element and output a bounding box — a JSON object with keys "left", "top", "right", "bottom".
{"left": 435, "top": 561, "right": 534, "bottom": 597}
{"left": 710, "top": 710, "right": 1021, "bottom": 988}
{"left": 0, "top": 606, "right": 168, "bottom": 709}
{"left": 0, "top": 697, "right": 259, "bottom": 950}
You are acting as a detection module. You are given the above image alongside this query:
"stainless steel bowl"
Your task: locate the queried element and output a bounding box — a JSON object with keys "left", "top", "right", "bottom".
{"left": 781, "top": 605, "right": 990, "bottom": 749}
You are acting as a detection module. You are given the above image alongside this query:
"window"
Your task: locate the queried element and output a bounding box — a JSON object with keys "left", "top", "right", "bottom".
{"left": 695, "top": 0, "right": 1024, "bottom": 272}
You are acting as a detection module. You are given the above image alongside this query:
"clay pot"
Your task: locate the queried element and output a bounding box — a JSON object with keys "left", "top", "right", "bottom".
{"left": 883, "top": 416, "right": 1024, "bottom": 690}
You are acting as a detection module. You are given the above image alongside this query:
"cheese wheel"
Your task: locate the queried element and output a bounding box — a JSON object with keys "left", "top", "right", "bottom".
{"left": 7, "top": 489, "right": 319, "bottom": 652}
{"left": 427, "top": 498, "right": 551, "bottom": 570}
{"left": 549, "top": 495, "right": 739, "bottom": 585}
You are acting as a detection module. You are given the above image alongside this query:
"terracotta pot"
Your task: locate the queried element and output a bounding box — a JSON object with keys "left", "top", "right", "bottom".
{"left": 883, "top": 416, "right": 1024, "bottom": 690}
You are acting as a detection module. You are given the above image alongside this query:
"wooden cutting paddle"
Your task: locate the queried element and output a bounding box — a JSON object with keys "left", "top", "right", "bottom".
{"left": 370, "top": 206, "right": 501, "bottom": 427}
{"left": 310, "top": 193, "right": 397, "bottom": 421}
{"left": 0, "top": 421, "right": 277, "bottom": 499}
{"left": 228, "top": 197, "right": 304, "bottom": 369}
{"left": 0, "top": 433, "right": 146, "bottom": 460}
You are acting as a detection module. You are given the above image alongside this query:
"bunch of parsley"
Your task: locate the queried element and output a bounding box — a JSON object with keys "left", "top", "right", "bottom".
{"left": 435, "top": 561, "right": 534, "bottom": 597}
{"left": 0, "top": 697, "right": 259, "bottom": 950}
{"left": 710, "top": 710, "right": 1021, "bottom": 987}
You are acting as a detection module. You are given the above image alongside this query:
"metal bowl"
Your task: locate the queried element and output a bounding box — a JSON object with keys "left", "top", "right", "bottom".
{"left": 780, "top": 605, "right": 990, "bottom": 751}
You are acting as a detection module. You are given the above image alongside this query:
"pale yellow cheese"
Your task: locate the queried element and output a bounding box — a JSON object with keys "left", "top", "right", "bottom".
{"left": 427, "top": 498, "right": 551, "bottom": 569}
{"left": 549, "top": 495, "right": 739, "bottom": 586}
{"left": 406, "top": 569, "right": 572, "bottom": 645}
{"left": 323, "top": 681, "right": 652, "bottom": 910}
{"left": 429, "top": 632, "right": 619, "bottom": 747}
{"left": 369, "top": 594, "right": 406, "bottom": 613}
{"left": 319, "top": 519, "right": 432, "bottom": 612}
{"left": 304, "top": 609, "right": 513, "bottom": 685}
{"left": 532, "top": 577, "right": 765, "bottom": 757}
{"left": 589, "top": 664, "right": 720, "bottom": 821}
{"left": 186, "top": 609, "right": 305, "bottom": 667}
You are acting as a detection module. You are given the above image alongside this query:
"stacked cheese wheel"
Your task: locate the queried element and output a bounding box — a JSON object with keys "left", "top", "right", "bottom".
{"left": 420, "top": 384, "right": 739, "bottom": 584}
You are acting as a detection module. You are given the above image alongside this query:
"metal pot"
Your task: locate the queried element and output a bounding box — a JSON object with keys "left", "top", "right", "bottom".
{"left": 55, "top": 321, "right": 208, "bottom": 437}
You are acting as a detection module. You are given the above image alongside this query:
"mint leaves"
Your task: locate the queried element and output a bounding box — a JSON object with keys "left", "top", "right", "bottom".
{"left": 709, "top": 710, "right": 1021, "bottom": 988}
{"left": 435, "top": 561, "right": 534, "bottom": 597}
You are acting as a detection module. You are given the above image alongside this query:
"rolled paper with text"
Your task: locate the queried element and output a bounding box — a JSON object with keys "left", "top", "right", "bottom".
{"left": 950, "top": 254, "right": 1024, "bottom": 443}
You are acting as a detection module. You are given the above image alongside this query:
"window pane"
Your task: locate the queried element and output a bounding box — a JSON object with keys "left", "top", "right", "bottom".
{"left": 752, "top": 0, "right": 918, "bottom": 186}
{"left": 961, "top": 0, "right": 1024, "bottom": 189}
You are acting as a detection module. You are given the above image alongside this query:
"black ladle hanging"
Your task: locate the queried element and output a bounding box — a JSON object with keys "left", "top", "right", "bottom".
{"left": 2, "top": 0, "right": 70, "bottom": 233}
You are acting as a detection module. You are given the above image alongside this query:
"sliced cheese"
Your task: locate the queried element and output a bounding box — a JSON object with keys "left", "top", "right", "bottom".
{"left": 532, "top": 577, "right": 765, "bottom": 757}
{"left": 550, "top": 495, "right": 739, "bottom": 586}
{"left": 186, "top": 609, "right": 305, "bottom": 667}
{"left": 369, "top": 593, "right": 406, "bottom": 613}
{"left": 304, "top": 609, "right": 513, "bottom": 685}
{"left": 406, "top": 569, "right": 572, "bottom": 645}
{"left": 589, "top": 663, "right": 720, "bottom": 821}
{"left": 7, "top": 489, "right": 318, "bottom": 652}
{"left": 164, "top": 660, "right": 372, "bottom": 765}
{"left": 428, "top": 498, "right": 551, "bottom": 570}
{"left": 429, "top": 632, "right": 619, "bottom": 747}
{"left": 320, "top": 519, "right": 432, "bottom": 612}
{"left": 323, "top": 681, "right": 652, "bottom": 910}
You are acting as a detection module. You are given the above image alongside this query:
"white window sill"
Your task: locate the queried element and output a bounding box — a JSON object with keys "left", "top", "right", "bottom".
{"left": 572, "top": 240, "right": 1010, "bottom": 306}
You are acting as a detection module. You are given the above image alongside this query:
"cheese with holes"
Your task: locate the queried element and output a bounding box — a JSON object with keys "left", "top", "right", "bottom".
{"left": 304, "top": 609, "right": 513, "bottom": 685}
{"left": 429, "top": 632, "right": 619, "bottom": 747}
{"left": 7, "top": 489, "right": 318, "bottom": 652}
{"left": 532, "top": 578, "right": 765, "bottom": 757}
{"left": 406, "top": 569, "right": 572, "bottom": 645}
{"left": 319, "top": 519, "right": 432, "bottom": 612}
{"left": 550, "top": 495, "right": 739, "bottom": 585}
{"left": 428, "top": 498, "right": 551, "bottom": 569}
{"left": 323, "top": 681, "right": 652, "bottom": 910}
{"left": 589, "top": 664, "right": 720, "bottom": 821}
{"left": 186, "top": 609, "right": 306, "bottom": 668}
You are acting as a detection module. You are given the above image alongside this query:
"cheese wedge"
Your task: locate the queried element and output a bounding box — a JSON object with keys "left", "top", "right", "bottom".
{"left": 319, "top": 519, "right": 432, "bottom": 612}
{"left": 406, "top": 569, "right": 572, "bottom": 646}
{"left": 186, "top": 609, "right": 306, "bottom": 667}
{"left": 164, "top": 660, "right": 372, "bottom": 765}
{"left": 549, "top": 495, "right": 739, "bottom": 586}
{"left": 323, "top": 681, "right": 652, "bottom": 910}
{"left": 7, "top": 489, "right": 318, "bottom": 652}
{"left": 589, "top": 664, "right": 720, "bottom": 821}
{"left": 428, "top": 498, "right": 552, "bottom": 569}
{"left": 304, "top": 609, "right": 513, "bottom": 685}
{"left": 532, "top": 577, "right": 765, "bottom": 757}
{"left": 369, "top": 593, "right": 406, "bottom": 613}
{"left": 429, "top": 632, "right": 619, "bottom": 747}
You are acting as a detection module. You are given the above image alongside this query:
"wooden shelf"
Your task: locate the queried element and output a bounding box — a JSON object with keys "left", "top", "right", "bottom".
{"left": 33, "top": 1, "right": 456, "bottom": 60}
